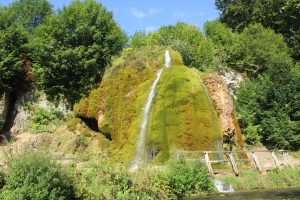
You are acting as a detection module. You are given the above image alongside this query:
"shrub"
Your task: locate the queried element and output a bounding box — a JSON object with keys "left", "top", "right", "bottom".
{"left": 27, "top": 107, "right": 64, "bottom": 133}
{"left": 74, "top": 162, "right": 156, "bottom": 200}
{"left": 163, "top": 159, "right": 215, "bottom": 198}
{"left": 0, "top": 153, "right": 75, "bottom": 200}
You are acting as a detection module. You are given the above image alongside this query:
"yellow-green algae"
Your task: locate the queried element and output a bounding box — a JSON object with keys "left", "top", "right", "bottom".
{"left": 74, "top": 47, "right": 222, "bottom": 164}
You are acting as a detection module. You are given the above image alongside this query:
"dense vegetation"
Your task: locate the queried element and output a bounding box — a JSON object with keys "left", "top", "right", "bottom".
{"left": 0, "top": 153, "right": 215, "bottom": 199}
{"left": 1, "top": 0, "right": 300, "bottom": 198}
{"left": 216, "top": 0, "right": 300, "bottom": 60}
{"left": 0, "top": 0, "right": 126, "bottom": 104}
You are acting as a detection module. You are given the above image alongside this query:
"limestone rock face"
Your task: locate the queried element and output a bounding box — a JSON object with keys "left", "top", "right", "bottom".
{"left": 10, "top": 91, "right": 70, "bottom": 134}
{"left": 218, "top": 68, "right": 244, "bottom": 98}
{"left": 0, "top": 94, "right": 9, "bottom": 130}
{"left": 204, "top": 73, "right": 244, "bottom": 148}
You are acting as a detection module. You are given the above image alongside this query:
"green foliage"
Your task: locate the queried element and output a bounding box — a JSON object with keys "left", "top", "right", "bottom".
{"left": 205, "top": 21, "right": 291, "bottom": 78}
{"left": 235, "top": 24, "right": 291, "bottom": 78}
{"left": 222, "top": 170, "right": 264, "bottom": 190}
{"left": 0, "top": 153, "right": 75, "bottom": 200}
{"left": 130, "top": 22, "right": 214, "bottom": 70}
{"left": 0, "top": 0, "right": 53, "bottom": 95}
{"left": 163, "top": 159, "right": 215, "bottom": 198}
{"left": 27, "top": 107, "right": 64, "bottom": 134}
{"left": 8, "top": 0, "right": 53, "bottom": 32}
{"left": 29, "top": 0, "right": 127, "bottom": 104}
{"left": 74, "top": 159, "right": 214, "bottom": 199}
{"left": 236, "top": 58, "right": 300, "bottom": 149}
{"left": 223, "top": 167, "right": 300, "bottom": 191}
{"left": 130, "top": 31, "right": 150, "bottom": 48}
{"left": 216, "top": 0, "right": 300, "bottom": 60}
{"left": 0, "top": 22, "right": 28, "bottom": 94}
{"left": 74, "top": 162, "right": 157, "bottom": 199}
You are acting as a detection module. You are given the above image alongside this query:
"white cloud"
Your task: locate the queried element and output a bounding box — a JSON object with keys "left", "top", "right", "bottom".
{"left": 144, "top": 26, "right": 158, "bottom": 33}
{"left": 131, "top": 9, "right": 146, "bottom": 19}
{"left": 148, "top": 8, "right": 162, "bottom": 15}
{"left": 173, "top": 10, "right": 191, "bottom": 19}
{"left": 130, "top": 8, "right": 162, "bottom": 19}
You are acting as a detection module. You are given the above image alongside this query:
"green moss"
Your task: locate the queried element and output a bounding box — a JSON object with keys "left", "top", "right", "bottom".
{"left": 146, "top": 65, "right": 222, "bottom": 162}
{"left": 74, "top": 47, "right": 222, "bottom": 164}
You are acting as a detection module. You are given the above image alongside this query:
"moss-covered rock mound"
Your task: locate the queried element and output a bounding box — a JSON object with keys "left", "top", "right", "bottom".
{"left": 74, "top": 47, "right": 222, "bottom": 163}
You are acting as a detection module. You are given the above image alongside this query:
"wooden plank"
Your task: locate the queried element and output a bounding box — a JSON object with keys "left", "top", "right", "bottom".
{"left": 204, "top": 152, "right": 213, "bottom": 175}
{"left": 252, "top": 152, "right": 263, "bottom": 173}
{"left": 271, "top": 151, "right": 280, "bottom": 168}
{"left": 229, "top": 152, "right": 239, "bottom": 175}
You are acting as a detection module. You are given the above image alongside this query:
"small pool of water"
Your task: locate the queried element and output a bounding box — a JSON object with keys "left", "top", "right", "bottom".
{"left": 188, "top": 189, "right": 300, "bottom": 200}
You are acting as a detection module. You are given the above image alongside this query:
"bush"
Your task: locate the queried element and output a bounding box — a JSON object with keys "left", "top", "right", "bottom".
{"left": 27, "top": 107, "right": 64, "bottom": 133}
{"left": 163, "top": 159, "right": 215, "bottom": 198}
{"left": 0, "top": 153, "right": 75, "bottom": 200}
{"left": 74, "top": 162, "right": 156, "bottom": 200}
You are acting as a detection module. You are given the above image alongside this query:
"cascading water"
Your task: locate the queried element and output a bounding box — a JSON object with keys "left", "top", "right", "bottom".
{"left": 214, "top": 179, "right": 234, "bottom": 193}
{"left": 165, "top": 50, "right": 171, "bottom": 68}
{"left": 130, "top": 50, "right": 171, "bottom": 170}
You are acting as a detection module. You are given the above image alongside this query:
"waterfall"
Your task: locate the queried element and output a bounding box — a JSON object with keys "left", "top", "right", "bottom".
{"left": 165, "top": 50, "right": 171, "bottom": 68}
{"left": 130, "top": 50, "right": 171, "bottom": 170}
{"left": 214, "top": 179, "right": 234, "bottom": 193}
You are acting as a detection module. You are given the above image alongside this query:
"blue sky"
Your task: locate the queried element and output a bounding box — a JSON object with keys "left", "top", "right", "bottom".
{"left": 0, "top": 0, "right": 220, "bottom": 35}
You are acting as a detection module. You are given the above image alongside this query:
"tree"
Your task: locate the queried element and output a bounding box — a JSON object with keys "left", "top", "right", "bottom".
{"left": 30, "top": 0, "right": 127, "bottom": 104}
{"left": 151, "top": 22, "right": 214, "bottom": 70}
{"left": 0, "top": 7, "right": 29, "bottom": 95}
{"left": 0, "top": 0, "right": 53, "bottom": 95}
{"left": 215, "top": 0, "right": 300, "bottom": 60}
{"left": 205, "top": 22, "right": 291, "bottom": 79}
{"left": 129, "top": 22, "right": 214, "bottom": 70}
{"left": 236, "top": 57, "right": 300, "bottom": 149}
{"left": 8, "top": 0, "right": 53, "bottom": 32}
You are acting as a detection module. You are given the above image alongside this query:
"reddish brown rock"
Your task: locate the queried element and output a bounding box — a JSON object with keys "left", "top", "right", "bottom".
{"left": 203, "top": 73, "right": 245, "bottom": 148}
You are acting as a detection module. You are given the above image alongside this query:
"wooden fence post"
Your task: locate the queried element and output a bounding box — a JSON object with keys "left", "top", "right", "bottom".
{"left": 229, "top": 152, "right": 239, "bottom": 175}
{"left": 282, "top": 151, "right": 294, "bottom": 168}
{"left": 271, "top": 151, "right": 280, "bottom": 168}
{"left": 252, "top": 151, "right": 263, "bottom": 173}
{"left": 204, "top": 152, "right": 213, "bottom": 175}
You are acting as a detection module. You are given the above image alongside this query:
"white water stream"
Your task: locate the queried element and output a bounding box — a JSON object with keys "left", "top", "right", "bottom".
{"left": 130, "top": 50, "right": 171, "bottom": 170}
{"left": 214, "top": 179, "right": 234, "bottom": 193}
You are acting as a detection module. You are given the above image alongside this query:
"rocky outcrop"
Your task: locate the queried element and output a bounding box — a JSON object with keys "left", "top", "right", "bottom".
{"left": 218, "top": 68, "right": 244, "bottom": 99}
{"left": 203, "top": 73, "right": 245, "bottom": 148}
{"left": 7, "top": 91, "right": 70, "bottom": 134}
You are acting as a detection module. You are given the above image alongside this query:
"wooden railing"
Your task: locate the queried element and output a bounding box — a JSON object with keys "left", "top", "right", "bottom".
{"left": 176, "top": 150, "right": 294, "bottom": 175}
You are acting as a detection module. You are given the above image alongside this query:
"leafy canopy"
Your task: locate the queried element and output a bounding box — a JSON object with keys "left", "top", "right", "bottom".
{"left": 216, "top": 0, "right": 300, "bottom": 60}
{"left": 30, "top": 0, "right": 127, "bottom": 104}
{"left": 130, "top": 22, "right": 214, "bottom": 70}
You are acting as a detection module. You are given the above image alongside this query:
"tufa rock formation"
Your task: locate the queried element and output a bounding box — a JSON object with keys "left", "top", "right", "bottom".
{"left": 74, "top": 47, "right": 223, "bottom": 163}
{"left": 203, "top": 73, "right": 244, "bottom": 149}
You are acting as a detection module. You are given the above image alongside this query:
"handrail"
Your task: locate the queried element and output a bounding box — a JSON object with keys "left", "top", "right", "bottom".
{"left": 177, "top": 150, "right": 289, "bottom": 154}
{"left": 176, "top": 149, "right": 293, "bottom": 176}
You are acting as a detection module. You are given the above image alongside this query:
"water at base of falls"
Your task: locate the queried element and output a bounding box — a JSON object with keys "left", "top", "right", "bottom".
{"left": 130, "top": 50, "right": 171, "bottom": 171}
{"left": 214, "top": 179, "right": 234, "bottom": 193}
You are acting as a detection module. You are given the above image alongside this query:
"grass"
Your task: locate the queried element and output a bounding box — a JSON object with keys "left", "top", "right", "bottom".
{"left": 221, "top": 167, "right": 300, "bottom": 191}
